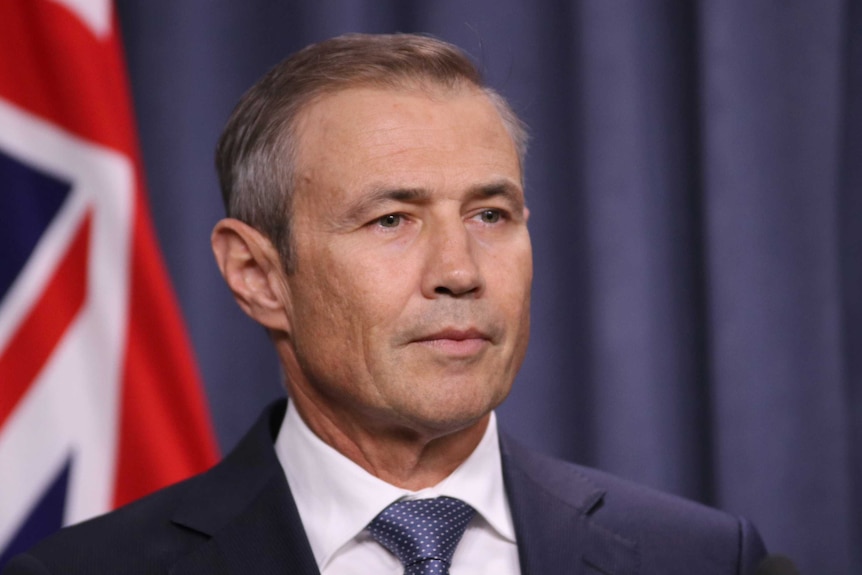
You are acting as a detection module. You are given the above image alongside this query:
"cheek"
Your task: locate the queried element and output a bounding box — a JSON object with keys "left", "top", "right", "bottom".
{"left": 487, "top": 243, "right": 532, "bottom": 302}
{"left": 293, "top": 253, "right": 409, "bottom": 343}
{"left": 340, "top": 247, "right": 420, "bottom": 325}
{"left": 290, "top": 259, "right": 355, "bottom": 343}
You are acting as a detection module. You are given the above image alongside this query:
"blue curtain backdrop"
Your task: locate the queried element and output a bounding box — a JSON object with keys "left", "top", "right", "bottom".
{"left": 117, "top": 2, "right": 861, "bottom": 574}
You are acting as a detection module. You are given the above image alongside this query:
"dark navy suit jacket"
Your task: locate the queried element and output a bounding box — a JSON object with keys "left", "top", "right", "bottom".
{"left": 3, "top": 400, "right": 766, "bottom": 574}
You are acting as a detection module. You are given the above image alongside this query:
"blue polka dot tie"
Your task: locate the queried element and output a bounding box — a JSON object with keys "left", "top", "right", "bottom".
{"left": 368, "top": 496, "right": 476, "bottom": 575}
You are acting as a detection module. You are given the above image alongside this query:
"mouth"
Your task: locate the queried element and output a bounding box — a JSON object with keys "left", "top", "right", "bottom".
{"left": 411, "top": 327, "right": 492, "bottom": 357}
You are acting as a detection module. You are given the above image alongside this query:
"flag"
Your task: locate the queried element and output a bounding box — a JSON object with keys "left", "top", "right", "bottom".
{"left": 0, "top": 0, "right": 220, "bottom": 565}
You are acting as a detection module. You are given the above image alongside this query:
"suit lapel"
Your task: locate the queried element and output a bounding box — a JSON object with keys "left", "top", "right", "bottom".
{"left": 500, "top": 434, "right": 639, "bottom": 575}
{"left": 168, "top": 400, "right": 319, "bottom": 575}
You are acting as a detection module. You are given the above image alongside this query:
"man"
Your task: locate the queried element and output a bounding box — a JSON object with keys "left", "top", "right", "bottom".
{"left": 3, "top": 33, "right": 767, "bottom": 574}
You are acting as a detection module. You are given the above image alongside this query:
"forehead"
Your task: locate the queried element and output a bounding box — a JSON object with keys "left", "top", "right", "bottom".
{"left": 290, "top": 85, "right": 521, "bottom": 192}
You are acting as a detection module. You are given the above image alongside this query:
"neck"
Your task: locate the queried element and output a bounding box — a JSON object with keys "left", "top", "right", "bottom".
{"left": 286, "top": 378, "right": 490, "bottom": 491}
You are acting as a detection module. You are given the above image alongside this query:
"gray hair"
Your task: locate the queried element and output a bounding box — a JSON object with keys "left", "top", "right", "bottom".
{"left": 215, "top": 33, "right": 528, "bottom": 273}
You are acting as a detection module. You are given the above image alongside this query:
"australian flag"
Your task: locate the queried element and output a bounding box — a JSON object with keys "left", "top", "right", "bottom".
{"left": 0, "top": 0, "right": 219, "bottom": 567}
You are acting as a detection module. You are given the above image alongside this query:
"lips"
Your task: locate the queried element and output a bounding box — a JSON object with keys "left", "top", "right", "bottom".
{"left": 415, "top": 327, "right": 488, "bottom": 342}
{"left": 411, "top": 327, "right": 492, "bottom": 357}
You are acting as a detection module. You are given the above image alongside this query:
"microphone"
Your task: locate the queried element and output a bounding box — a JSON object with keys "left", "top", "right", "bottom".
{"left": 755, "top": 555, "right": 801, "bottom": 575}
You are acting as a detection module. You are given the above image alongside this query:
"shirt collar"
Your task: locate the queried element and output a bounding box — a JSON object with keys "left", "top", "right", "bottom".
{"left": 275, "top": 401, "right": 516, "bottom": 570}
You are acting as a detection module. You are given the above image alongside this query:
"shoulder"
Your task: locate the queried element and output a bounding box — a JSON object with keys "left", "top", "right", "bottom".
{"left": 500, "top": 434, "right": 766, "bottom": 574}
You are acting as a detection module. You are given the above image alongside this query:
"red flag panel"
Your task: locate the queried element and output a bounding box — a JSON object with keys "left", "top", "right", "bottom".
{"left": 0, "top": 0, "right": 220, "bottom": 556}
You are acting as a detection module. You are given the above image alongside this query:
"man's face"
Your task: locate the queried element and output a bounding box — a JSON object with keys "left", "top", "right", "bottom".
{"left": 280, "top": 85, "right": 532, "bottom": 438}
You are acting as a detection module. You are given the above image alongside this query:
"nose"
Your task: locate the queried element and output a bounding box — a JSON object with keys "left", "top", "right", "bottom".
{"left": 421, "top": 221, "right": 484, "bottom": 298}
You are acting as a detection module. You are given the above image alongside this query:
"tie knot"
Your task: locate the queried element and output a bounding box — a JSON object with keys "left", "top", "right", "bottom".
{"left": 368, "top": 497, "right": 476, "bottom": 575}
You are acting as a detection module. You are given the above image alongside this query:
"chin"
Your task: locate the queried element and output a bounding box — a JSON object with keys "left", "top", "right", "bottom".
{"left": 400, "top": 387, "right": 508, "bottom": 435}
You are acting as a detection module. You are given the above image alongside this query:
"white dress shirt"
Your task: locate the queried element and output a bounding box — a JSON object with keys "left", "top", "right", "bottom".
{"left": 275, "top": 402, "right": 521, "bottom": 574}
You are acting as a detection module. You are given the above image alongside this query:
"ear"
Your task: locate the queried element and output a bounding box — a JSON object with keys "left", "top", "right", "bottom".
{"left": 211, "top": 218, "right": 292, "bottom": 333}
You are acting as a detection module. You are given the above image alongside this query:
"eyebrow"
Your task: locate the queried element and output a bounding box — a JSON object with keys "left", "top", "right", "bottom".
{"left": 467, "top": 180, "right": 525, "bottom": 210}
{"left": 336, "top": 178, "right": 525, "bottom": 228}
{"left": 336, "top": 187, "right": 430, "bottom": 227}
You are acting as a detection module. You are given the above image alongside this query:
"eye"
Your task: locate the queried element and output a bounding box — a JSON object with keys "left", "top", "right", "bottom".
{"left": 377, "top": 213, "right": 402, "bottom": 228}
{"left": 478, "top": 209, "right": 502, "bottom": 224}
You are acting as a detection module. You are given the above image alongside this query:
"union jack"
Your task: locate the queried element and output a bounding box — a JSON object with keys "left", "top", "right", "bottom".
{"left": 0, "top": 0, "right": 219, "bottom": 566}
